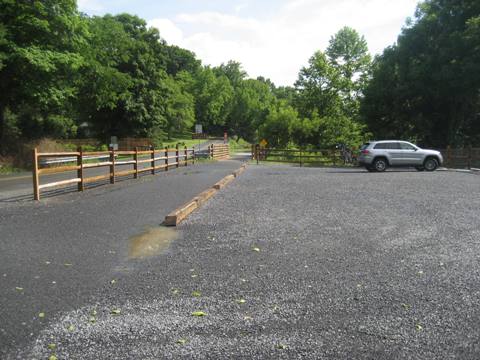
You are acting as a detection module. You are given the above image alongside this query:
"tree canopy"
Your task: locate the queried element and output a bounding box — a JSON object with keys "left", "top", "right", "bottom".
{"left": 1, "top": 0, "right": 478, "bottom": 156}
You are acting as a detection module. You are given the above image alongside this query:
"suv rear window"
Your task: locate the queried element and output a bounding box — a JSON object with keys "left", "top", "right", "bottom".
{"left": 360, "top": 143, "right": 370, "bottom": 150}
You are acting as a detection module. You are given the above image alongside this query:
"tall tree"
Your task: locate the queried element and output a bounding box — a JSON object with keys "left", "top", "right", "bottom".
{"left": 361, "top": 0, "right": 480, "bottom": 147}
{"left": 0, "top": 0, "right": 86, "bottom": 152}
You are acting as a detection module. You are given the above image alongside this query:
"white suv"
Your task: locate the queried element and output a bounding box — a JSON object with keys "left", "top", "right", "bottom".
{"left": 358, "top": 141, "right": 443, "bottom": 172}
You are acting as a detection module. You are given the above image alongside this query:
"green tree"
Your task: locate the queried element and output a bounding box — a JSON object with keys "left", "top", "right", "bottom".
{"left": 361, "top": 0, "right": 480, "bottom": 147}
{"left": 0, "top": 0, "right": 86, "bottom": 152}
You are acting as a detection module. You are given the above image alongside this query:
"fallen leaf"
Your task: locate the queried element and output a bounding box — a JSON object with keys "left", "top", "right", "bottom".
{"left": 171, "top": 288, "right": 180, "bottom": 295}
{"left": 15, "top": 287, "right": 24, "bottom": 292}
{"left": 416, "top": 324, "right": 423, "bottom": 331}
{"left": 45, "top": 261, "right": 51, "bottom": 265}
{"left": 110, "top": 279, "right": 117, "bottom": 285}
{"left": 277, "top": 343, "right": 287, "bottom": 350}
{"left": 252, "top": 247, "right": 260, "bottom": 252}
{"left": 64, "top": 263, "right": 73, "bottom": 267}
{"left": 244, "top": 316, "right": 253, "bottom": 320}
{"left": 191, "top": 311, "right": 207, "bottom": 317}
{"left": 67, "top": 325, "right": 75, "bottom": 332}
{"left": 92, "top": 310, "right": 97, "bottom": 316}
{"left": 176, "top": 339, "right": 187, "bottom": 345}
{"left": 191, "top": 274, "right": 198, "bottom": 278}
{"left": 401, "top": 303, "right": 411, "bottom": 310}
{"left": 49, "top": 355, "right": 58, "bottom": 360}
{"left": 111, "top": 309, "right": 121, "bottom": 315}
{"left": 192, "top": 291, "right": 202, "bottom": 297}
{"left": 47, "top": 344, "right": 56, "bottom": 350}
{"left": 236, "top": 299, "right": 246, "bottom": 304}
{"left": 89, "top": 316, "right": 96, "bottom": 324}
{"left": 38, "top": 312, "right": 45, "bottom": 319}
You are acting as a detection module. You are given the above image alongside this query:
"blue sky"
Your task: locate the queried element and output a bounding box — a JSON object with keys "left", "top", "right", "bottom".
{"left": 78, "top": 0, "right": 420, "bottom": 86}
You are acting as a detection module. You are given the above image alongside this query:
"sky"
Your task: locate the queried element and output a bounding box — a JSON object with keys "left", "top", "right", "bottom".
{"left": 77, "top": 0, "right": 420, "bottom": 86}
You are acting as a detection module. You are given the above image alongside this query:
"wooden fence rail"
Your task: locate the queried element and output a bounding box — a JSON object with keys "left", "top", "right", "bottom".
{"left": 209, "top": 144, "right": 230, "bottom": 160}
{"left": 253, "top": 145, "right": 480, "bottom": 169}
{"left": 33, "top": 145, "right": 195, "bottom": 200}
{"left": 253, "top": 146, "right": 347, "bottom": 167}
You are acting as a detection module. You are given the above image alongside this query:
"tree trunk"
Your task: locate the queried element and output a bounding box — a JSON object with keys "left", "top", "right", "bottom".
{"left": 0, "top": 104, "right": 5, "bottom": 156}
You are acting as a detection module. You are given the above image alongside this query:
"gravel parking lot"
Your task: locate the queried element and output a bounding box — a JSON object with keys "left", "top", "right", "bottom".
{"left": 4, "top": 165, "right": 480, "bottom": 359}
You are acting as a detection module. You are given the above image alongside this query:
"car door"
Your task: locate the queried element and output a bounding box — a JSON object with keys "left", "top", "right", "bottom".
{"left": 398, "top": 142, "right": 423, "bottom": 165}
{"left": 385, "top": 142, "right": 403, "bottom": 165}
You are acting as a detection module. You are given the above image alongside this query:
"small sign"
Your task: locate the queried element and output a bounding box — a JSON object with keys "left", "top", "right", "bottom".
{"left": 195, "top": 124, "right": 203, "bottom": 134}
{"left": 260, "top": 139, "right": 268, "bottom": 147}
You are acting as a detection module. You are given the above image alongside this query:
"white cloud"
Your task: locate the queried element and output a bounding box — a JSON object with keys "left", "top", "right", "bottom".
{"left": 148, "top": 0, "right": 419, "bottom": 86}
{"left": 148, "top": 19, "right": 184, "bottom": 45}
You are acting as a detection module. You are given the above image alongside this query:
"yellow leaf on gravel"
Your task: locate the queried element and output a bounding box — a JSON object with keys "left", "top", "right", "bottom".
{"left": 252, "top": 247, "right": 260, "bottom": 252}
{"left": 176, "top": 339, "right": 187, "bottom": 345}
{"left": 64, "top": 263, "right": 73, "bottom": 267}
{"left": 67, "top": 325, "right": 75, "bottom": 332}
{"left": 47, "top": 344, "right": 56, "bottom": 350}
{"left": 49, "top": 355, "right": 58, "bottom": 360}
{"left": 236, "top": 299, "right": 246, "bottom": 304}
{"left": 111, "top": 309, "right": 121, "bottom": 315}
{"left": 15, "top": 287, "right": 24, "bottom": 292}
{"left": 38, "top": 312, "right": 45, "bottom": 318}
{"left": 192, "top": 291, "right": 202, "bottom": 297}
{"left": 191, "top": 311, "right": 207, "bottom": 317}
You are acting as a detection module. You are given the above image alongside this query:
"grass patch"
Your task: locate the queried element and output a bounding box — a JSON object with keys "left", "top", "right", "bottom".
{"left": 229, "top": 138, "right": 252, "bottom": 153}
{"left": 0, "top": 164, "right": 24, "bottom": 175}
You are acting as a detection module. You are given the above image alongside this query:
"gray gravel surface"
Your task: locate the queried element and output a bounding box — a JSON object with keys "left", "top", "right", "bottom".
{"left": 3, "top": 164, "right": 480, "bottom": 359}
{"left": 0, "top": 160, "right": 243, "bottom": 358}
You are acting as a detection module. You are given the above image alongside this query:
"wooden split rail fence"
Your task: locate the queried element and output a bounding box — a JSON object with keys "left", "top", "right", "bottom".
{"left": 209, "top": 144, "right": 230, "bottom": 160}
{"left": 33, "top": 145, "right": 195, "bottom": 200}
{"left": 252, "top": 146, "right": 347, "bottom": 167}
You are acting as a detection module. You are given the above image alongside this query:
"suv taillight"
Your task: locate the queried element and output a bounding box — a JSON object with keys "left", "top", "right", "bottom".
{"left": 361, "top": 149, "right": 370, "bottom": 155}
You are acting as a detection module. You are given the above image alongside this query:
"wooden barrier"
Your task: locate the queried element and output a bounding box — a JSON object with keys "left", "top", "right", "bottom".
{"left": 32, "top": 146, "right": 195, "bottom": 200}
{"left": 254, "top": 147, "right": 344, "bottom": 167}
{"left": 210, "top": 144, "right": 230, "bottom": 160}
{"left": 439, "top": 146, "right": 480, "bottom": 169}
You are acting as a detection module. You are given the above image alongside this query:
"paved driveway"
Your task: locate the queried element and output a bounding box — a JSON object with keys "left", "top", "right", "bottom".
{"left": 2, "top": 165, "right": 480, "bottom": 359}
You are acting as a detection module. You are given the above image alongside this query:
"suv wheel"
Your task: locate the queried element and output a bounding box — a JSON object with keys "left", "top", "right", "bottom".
{"left": 373, "top": 158, "right": 387, "bottom": 172}
{"left": 424, "top": 157, "right": 439, "bottom": 172}
{"left": 415, "top": 166, "right": 425, "bottom": 171}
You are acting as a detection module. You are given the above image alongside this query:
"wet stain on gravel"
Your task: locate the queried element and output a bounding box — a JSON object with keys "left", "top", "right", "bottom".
{"left": 129, "top": 226, "right": 178, "bottom": 259}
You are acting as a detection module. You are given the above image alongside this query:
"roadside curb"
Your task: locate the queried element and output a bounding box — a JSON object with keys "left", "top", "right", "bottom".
{"left": 438, "top": 168, "right": 479, "bottom": 175}
{"left": 164, "top": 163, "right": 247, "bottom": 226}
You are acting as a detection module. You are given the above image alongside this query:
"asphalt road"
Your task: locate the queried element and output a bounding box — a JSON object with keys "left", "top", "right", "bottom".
{"left": 2, "top": 164, "right": 480, "bottom": 359}
{"left": 0, "top": 159, "right": 244, "bottom": 358}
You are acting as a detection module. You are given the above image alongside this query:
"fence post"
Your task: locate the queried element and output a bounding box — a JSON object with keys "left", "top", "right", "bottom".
{"left": 467, "top": 145, "right": 472, "bottom": 169}
{"left": 300, "top": 149, "right": 303, "bottom": 167}
{"left": 151, "top": 146, "right": 155, "bottom": 175}
{"left": 33, "top": 148, "right": 40, "bottom": 201}
{"left": 184, "top": 146, "right": 188, "bottom": 166}
{"left": 77, "top": 147, "right": 84, "bottom": 192}
{"left": 165, "top": 146, "right": 169, "bottom": 171}
{"left": 447, "top": 145, "right": 452, "bottom": 167}
{"left": 109, "top": 146, "right": 115, "bottom": 184}
{"left": 255, "top": 144, "right": 259, "bottom": 165}
{"left": 192, "top": 147, "right": 195, "bottom": 165}
{"left": 176, "top": 144, "right": 179, "bottom": 168}
{"left": 134, "top": 147, "right": 139, "bottom": 179}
